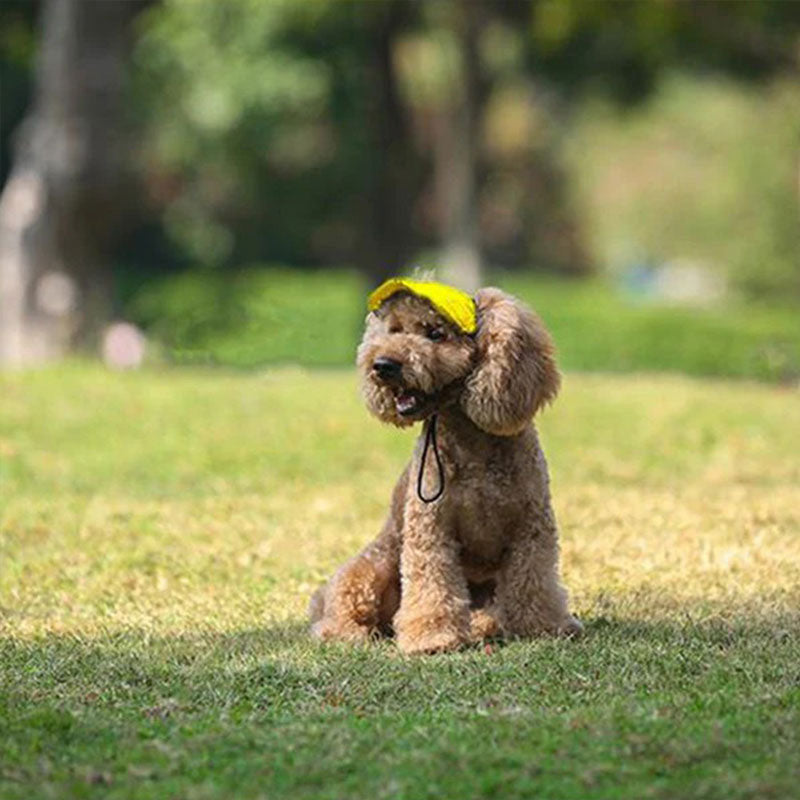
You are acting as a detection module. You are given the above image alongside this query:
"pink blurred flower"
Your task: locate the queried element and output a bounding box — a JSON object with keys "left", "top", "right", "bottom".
{"left": 102, "top": 322, "right": 146, "bottom": 369}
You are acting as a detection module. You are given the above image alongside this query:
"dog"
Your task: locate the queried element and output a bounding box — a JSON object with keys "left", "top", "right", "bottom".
{"left": 309, "top": 278, "right": 582, "bottom": 654}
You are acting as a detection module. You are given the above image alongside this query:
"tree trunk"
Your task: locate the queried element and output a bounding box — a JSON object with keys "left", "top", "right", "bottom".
{"left": 439, "top": 0, "right": 484, "bottom": 293}
{"left": 0, "top": 0, "right": 147, "bottom": 365}
{"left": 362, "top": 0, "right": 418, "bottom": 286}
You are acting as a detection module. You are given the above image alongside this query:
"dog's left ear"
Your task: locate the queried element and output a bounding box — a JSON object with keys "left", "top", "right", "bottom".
{"left": 460, "top": 288, "right": 560, "bottom": 436}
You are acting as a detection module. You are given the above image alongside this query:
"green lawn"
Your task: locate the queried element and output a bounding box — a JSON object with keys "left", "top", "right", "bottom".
{"left": 1, "top": 365, "right": 799, "bottom": 799}
{"left": 129, "top": 267, "right": 800, "bottom": 382}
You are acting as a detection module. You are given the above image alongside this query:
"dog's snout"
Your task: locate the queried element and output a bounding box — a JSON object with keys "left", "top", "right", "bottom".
{"left": 373, "top": 357, "right": 403, "bottom": 380}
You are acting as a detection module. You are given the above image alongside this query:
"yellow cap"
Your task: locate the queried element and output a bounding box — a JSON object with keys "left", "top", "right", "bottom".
{"left": 367, "top": 278, "right": 477, "bottom": 334}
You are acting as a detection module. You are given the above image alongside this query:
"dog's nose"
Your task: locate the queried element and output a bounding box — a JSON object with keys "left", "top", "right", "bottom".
{"left": 372, "top": 357, "right": 403, "bottom": 381}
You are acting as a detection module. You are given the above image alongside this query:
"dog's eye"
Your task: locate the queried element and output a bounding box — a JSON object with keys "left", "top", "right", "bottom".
{"left": 426, "top": 328, "right": 446, "bottom": 342}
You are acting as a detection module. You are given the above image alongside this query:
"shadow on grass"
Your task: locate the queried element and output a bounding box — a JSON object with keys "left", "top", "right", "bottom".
{"left": 2, "top": 610, "right": 798, "bottom": 800}
{"left": 3, "top": 607, "right": 798, "bottom": 713}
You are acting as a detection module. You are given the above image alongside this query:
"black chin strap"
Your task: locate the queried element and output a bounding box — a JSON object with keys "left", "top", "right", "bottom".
{"left": 417, "top": 414, "right": 445, "bottom": 503}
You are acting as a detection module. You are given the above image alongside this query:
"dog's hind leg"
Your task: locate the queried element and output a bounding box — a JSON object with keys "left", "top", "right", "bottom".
{"left": 310, "top": 548, "right": 399, "bottom": 642}
{"left": 309, "top": 468, "right": 406, "bottom": 642}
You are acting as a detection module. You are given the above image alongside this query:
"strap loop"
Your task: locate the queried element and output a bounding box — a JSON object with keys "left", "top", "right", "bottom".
{"left": 416, "top": 414, "right": 445, "bottom": 503}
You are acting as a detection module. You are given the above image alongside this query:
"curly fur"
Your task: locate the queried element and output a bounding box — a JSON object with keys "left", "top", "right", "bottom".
{"left": 310, "top": 287, "right": 581, "bottom": 654}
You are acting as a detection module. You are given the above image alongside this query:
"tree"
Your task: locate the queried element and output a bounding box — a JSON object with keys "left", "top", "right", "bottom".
{"left": 0, "top": 0, "right": 150, "bottom": 365}
{"left": 361, "top": 0, "right": 420, "bottom": 283}
{"left": 438, "top": 0, "right": 485, "bottom": 293}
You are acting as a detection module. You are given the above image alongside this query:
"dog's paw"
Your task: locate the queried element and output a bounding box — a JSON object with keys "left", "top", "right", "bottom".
{"left": 395, "top": 616, "right": 467, "bottom": 655}
{"left": 558, "top": 615, "right": 584, "bottom": 639}
{"left": 469, "top": 607, "right": 501, "bottom": 642}
{"left": 311, "top": 618, "right": 371, "bottom": 643}
{"left": 397, "top": 628, "right": 465, "bottom": 655}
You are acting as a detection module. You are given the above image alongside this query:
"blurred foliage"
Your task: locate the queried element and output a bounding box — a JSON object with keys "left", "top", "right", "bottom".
{"left": 127, "top": 0, "right": 800, "bottom": 294}
{"left": 130, "top": 267, "right": 366, "bottom": 367}
{"left": 527, "top": 0, "right": 800, "bottom": 102}
{"left": 0, "top": 1, "right": 37, "bottom": 185}
{"left": 132, "top": 0, "right": 369, "bottom": 268}
{"left": 128, "top": 268, "right": 800, "bottom": 382}
{"left": 130, "top": 0, "right": 595, "bottom": 276}
{"left": 2, "top": 0, "right": 799, "bottom": 309}
{"left": 567, "top": 74, "right": 800, "bottom": 301}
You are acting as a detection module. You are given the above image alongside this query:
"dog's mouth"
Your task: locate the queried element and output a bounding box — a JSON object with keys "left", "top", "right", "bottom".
{"left": 394, "top": 388, "right": 429, "bottom": 417}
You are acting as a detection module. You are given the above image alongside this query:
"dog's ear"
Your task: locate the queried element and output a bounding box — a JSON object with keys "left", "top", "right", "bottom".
{"left": 460, "top": 288, "right": 560, "bottom": 436}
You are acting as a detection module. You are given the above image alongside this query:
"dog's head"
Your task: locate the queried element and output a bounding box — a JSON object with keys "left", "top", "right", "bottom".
{"left": 357, "top": 285, "right": 560, "bottom": 435}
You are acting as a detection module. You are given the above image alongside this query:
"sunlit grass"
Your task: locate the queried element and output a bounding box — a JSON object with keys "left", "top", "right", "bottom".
{"left": 1, "top": 365, "right": 798, "bottom": 798}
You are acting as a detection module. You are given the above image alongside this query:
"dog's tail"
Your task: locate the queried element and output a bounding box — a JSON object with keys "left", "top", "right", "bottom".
{"left": 308, "top": 584, "right": 326, "bottom": 625}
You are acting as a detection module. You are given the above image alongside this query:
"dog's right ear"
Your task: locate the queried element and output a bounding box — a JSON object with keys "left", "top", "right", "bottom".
{"left": 460, "top": 288, "right": 560, "bottom": 436}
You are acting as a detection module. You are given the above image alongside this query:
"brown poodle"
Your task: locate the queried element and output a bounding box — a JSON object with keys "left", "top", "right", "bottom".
{"left": 309, "top": 283, "right": 582, "bottom": 654}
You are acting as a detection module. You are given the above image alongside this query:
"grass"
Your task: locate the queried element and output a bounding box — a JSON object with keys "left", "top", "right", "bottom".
{"left": 128, "top": 267, "right": 800, "bottom": 382}
{"left": 1, "top": 364, "right": 799, "bottom": 799}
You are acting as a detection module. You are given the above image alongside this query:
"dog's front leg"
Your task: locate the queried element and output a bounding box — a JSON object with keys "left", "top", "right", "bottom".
{"left": 394, "top": 502, "right": 471, "bottom": 655}
{"left": 495, "top": 505, "right": 582, "bottom": 639}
